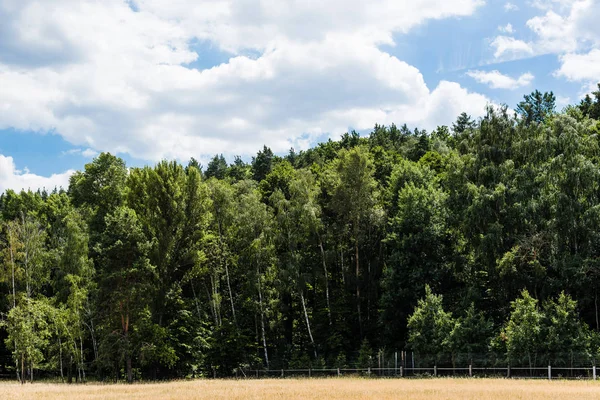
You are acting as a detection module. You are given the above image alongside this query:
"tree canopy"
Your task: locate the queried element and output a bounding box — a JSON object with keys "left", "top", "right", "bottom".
{"left": 2, "top": 89, "right": 600, "bottom": 380}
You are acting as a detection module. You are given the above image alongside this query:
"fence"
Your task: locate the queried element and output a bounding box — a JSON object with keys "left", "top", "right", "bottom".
{"left": 243, "top": 365, "right": 599, "bottom": 380}
{"left": 241, "top": 351, "right": 600, "bottom": 380}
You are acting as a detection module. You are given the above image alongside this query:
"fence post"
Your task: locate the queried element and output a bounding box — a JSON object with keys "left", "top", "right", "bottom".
{"left": 548, "top": 365, "right": 551, "bottom": 380}
{"left": 469, "top": 364, "right": 472, "bottom": 378}
{"left": 256, "top": 370, "right": 259, "bottom": 378}
{"left": 368, "top": 367, "right": 371, "bottom": 376}
{"left": 309, "top": 368, "right": 311, "bottom": 378}
{"left": 337, "top": 368, "right": 340, "bottom": 377}
{"left": 594, "top": 365, "right": 597, "bottom": 380}
{"left": 434, "top": 365, "right": 437, "bottom": 377}
{"left": 400, "top": 366, "right": 403, "bottom": 377}
{"left": 281, "top": 369, "right": 284, "bottom": 378}
{"left": 507, "top": 365, "right": 510, "bottom": 378}
{"left": 395, "top": 352, "right": 398, "bottom": 375}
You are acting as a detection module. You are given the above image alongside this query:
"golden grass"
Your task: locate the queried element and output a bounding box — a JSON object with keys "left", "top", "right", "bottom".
{"left": 1, "top": 378, "right": 599, "bottom": 400}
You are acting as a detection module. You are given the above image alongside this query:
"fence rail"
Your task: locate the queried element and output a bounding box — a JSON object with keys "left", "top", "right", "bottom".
{"left": 242, "top": 365, "right": 599, "bottom": 380}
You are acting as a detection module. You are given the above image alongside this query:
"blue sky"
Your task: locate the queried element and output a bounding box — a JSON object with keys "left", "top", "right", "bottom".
{"left": 0, "top": 0, "right": 598, "bottom": 191}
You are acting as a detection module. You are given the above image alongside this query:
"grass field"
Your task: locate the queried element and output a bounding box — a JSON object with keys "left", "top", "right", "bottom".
{"left": 1, "top": 378, "right": 599, "bottom": 400}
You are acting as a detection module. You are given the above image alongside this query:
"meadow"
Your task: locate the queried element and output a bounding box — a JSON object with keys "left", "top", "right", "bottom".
{"left": 0, "top": 378, "right": 599, "bottom": 400}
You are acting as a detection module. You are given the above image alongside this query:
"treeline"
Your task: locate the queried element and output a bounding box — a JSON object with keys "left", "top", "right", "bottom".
{"left": 2, "top": 87, "right": 600, "bottom": 381}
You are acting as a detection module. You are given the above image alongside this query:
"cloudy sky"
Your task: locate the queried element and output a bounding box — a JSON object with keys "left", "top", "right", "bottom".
{"left": 1, "top": 0, "right": 598, "bottom": 192}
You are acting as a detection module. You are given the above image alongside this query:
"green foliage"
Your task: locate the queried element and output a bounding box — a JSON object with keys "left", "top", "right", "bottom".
{"left": 3, "top": 91, "right": 600, "bottom": 380}
{"left": 407, "top": 286, "right": 454, "bottom": 362}
{"left": 356, "top": 338, "right": 373, "bottom": 368}
{"left": 499, "top": 290, "right": 543, "bottom": 367}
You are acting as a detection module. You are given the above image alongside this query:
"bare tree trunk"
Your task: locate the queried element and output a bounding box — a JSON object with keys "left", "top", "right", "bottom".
{"left": 594, "top": 290, "right": 600, "bottom": 332}
{"left": 318, "top": 238, "right": 332, "bottom": 326}
{"left": 224, "top": 260, "right": 237, "bottom": 326}
{"left": 257, "top": 268, "right": 269, "bottom": 369}
{"left": 80, "top": 336, "right": 86, "bottom": 383}
{"left": 58, "top": 336, "right": 64, "bottom": 382}
{"left": 9, "top": 227, "right": 16, "bottom": 309}
{"left": 218, "top": 221, "right": 237, "bottom": 326}
{"left": 300, "top": 291, "right": 318, "bottom": 359}
{"left": 191, "top": 280, "right": 202, "bottom": 320}
{"left": 340, "top": 247, "right": 345, "bottom": 285}
{"left": 84, "top": 319, "right": 98, "bottom": 362}
{"left": 355, "top": 238, "right": 362, "bottom": 337}
{"left": 205, "top": 284, "right": 218, "bottom": 326}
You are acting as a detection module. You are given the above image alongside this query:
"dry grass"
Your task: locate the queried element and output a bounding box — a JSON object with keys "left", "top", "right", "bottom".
{"left": 1, "top": 378, "right": 599, "bottom": 400}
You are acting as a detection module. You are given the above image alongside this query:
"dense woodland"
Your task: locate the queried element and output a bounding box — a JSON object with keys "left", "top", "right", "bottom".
{"left": 3, "top": 87, "right": 600, "bottom": 382}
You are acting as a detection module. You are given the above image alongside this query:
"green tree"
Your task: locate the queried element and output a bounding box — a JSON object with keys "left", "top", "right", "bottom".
{"left": 543, "top": 292, "right": 590, "bottom": 366}
{"left": 3, "top": 298, "right": 53, "bottom": 383}
{"left": 499, "top": 290, "right": 543, "bottom": 369}
{"left": 407, "top": 285, "right": 454, "bottom": 365}
{"left": 328, "top": 147, "right": 382, "bottom": 337}
{"left": 96, "top": 206, "right": 155, "bottom": 383}
{"left": 252, "top": 146, "right": 274, "bottom": 182}
{"left": 516, "top": 90, "right": 556, "bottom": 125}
{"left": 446, "top": 304, "right": 493, "bottom": 366}
{"left": 205, "top": 154, "right": 228, "bottom": 180}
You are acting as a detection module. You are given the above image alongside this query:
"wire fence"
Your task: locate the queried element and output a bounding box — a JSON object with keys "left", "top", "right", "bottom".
{"left": 241, "top": 365, "right": 599, "bottom": 380}
{"left": 240, "top": 351, "right": 600, "bottom": 380}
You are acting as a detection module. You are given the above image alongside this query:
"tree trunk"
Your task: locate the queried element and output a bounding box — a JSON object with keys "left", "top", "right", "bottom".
{"left": 85, "top": 318, "right": 98, "bottom": 362}
{"left": 318, "top": 238, "right": 332, "bottom": 326}
{"left": 68, "top": 356, "right": 73, "bottom": 383}
{"left": 218, "top": 221, "right": 237, "bottom": 326}
{"left": 59, "top": 336, "right": 64, "bottom": 382}
{"left": 300, "top": 291, "right": 318, "bottom": 359}
{"left": 9, "top": 228, "right": 20, "bottom": 383}
{"left": 126, "top": 354, "right": 132, "bottom": 383}
{"left": 594, "top": 290, "right": 600, "bottom": 332}
{"left": 355, "top": 238, "right": 362, "bottom": 337}
{"left": 191, "top": 280, "right": 202, "bottom": 320}
{"left": 257, "top": 268, "right": 269, "bottom": 369}
{"left": 80, "top": 336, "right": 86, "bottom": 383}
{"left": 224, "top": 260, "right": 237, "bottom": 326}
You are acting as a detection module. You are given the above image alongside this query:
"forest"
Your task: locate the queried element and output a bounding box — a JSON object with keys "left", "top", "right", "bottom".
{"left": 2, "top": 87, "right": 600, "bottom": 382}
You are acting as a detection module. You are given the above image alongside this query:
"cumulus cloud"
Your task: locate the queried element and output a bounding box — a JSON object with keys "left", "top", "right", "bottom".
{"left": 0, "top": 154, "right": 74, "bottom": 193}
{"left": 489, "top": 0, "right": 599, "bottom": 64}
{"left": 467, "top": 70, "right": 534, "bottom": 89}
{"left": 490, "top": 36, "right": 534, "bottom": 59}
{"left": 555, "top": 49, "right": 600, "bottom": 82}
{"left": 504, "top": 2, "right": 519, "bottom": 11}
{"left": 0, "top": 0, "right": 489, "bottom": 164}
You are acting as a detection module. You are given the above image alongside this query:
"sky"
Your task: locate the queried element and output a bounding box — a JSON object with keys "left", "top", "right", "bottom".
{"left": 1, "top": 0, "right": 599, "bottom": 192}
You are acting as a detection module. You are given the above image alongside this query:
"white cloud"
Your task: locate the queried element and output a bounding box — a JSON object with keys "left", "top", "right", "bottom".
{"left": 467, "top": 70, "right": 534, "bottom": 89}
{"left": 526, "top": 10, "right": 577, "bottom": 53}
{"left": 489, "top": 0, "right": 599, "bottom": 66}
{"left": 522, "top": 0, "right": 600, "bottom": 90}
{"left": 61, "top": 148, "right": 99, "bottom": 158}
{"left": 81, "top": 148, "right": 99, "bottom": 158}
{"left": 504, "top": 2, "right": 519, "bottom": 11}
{"left": 498, "top": 23, "right": 515, "bottom": 34}
{"left": 555, "top": 49, "right": 600, "bottom": 82}
{"left": 490, "top": 36, "right": 534, "bottom": 59}
{"left": 0, "top": 0, "right": 488, "bottom": 162}
{"left": 0, "top": 154, "right": 74, "bottom": 193}
{"left": 529, "top": 0, "right": 578, "bottom": 11}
